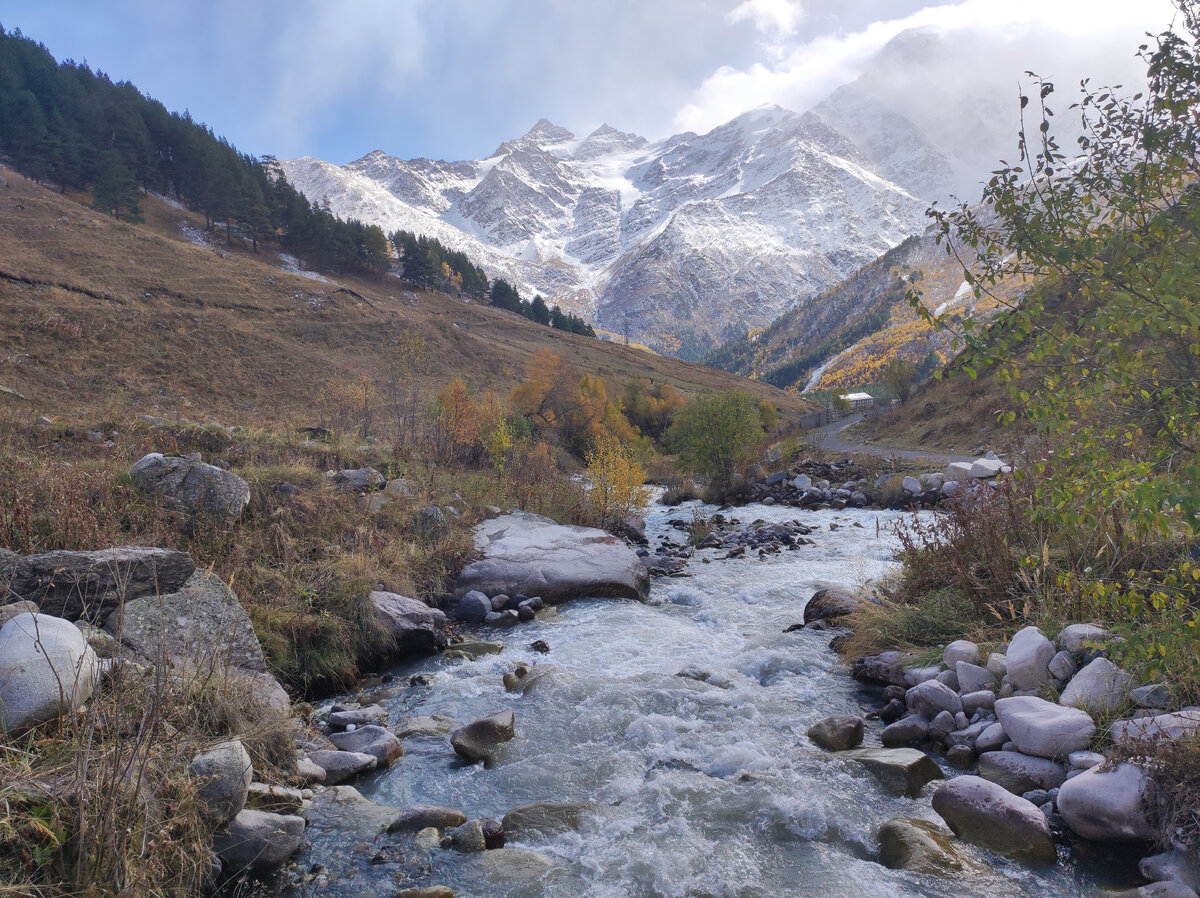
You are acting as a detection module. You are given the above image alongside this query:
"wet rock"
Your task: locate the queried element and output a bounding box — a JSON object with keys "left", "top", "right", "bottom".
{"left": 447, "top": 819, "right": 488, "bottom": 852}
{"left": 190, "top": 740, "right": 253, "bottom": 826}
{"left": 474, "top": 847, "right": 558, "bottom": 880}
{"left": 481, "top": 817, "right": 506, "bottom": 849}
{"left": 0, "top": 613, "right": 100, "bottom": 734}
{"left": 1059, "top": 657, "right": 1133, "bottom": 715}
{"left": 6, "top": 547, "right": 195, "bottom": 622}
{"left": 994, "top": 696, "right": 1096, "bottom": 760}
{"left": 484, "top": 609, "right": 520, "bottom": 627}
{"left": 327, "top": 725, "right": 404, "bottom": 766}
{"left": 1141, "top": 851, "right": 1200, "bottom": 893}
{"left": 212, "top": 808, "right": 305, "bottom": 874}
{"left": 877, "top": 817, "right": 971, "bottom": 874}
{"left": 328, "top": 704, "right": 387, "bottom": 729}
{"left": 807, "top": 715, "right": 864, "bottom": 751}
{"left": 977, "top": 751, "right": 1068, "bottom": 794}
{"left": 369, "top": 591, "right": 448, "bottom": 657}
{"left": 931, "top": 775, "right": 1057, "bottom": 865}
{"left": 501, "top": 801, "right": 591, "bottom": 842}
{"left": 803, "top": 588, "right": 861, "bottom": 624}
{"left": 388, "top": 805, "right": 469, "bottom": 833}
{"left": 880, "top": 699, "right": 907, "bottom": 723}
{"left": 946, "top": 744, "right": 975, "bottom": 767}
{"left": 451, "top": 710, "right": 515, "bottom": 763}
{"left": 1056, "top": 762, "right": 1155, "bottom": 841}
{"left": 306, "top": 749, "right": 377, "bottom": 785}
{"left": 455, "top": 590, "right": 493, "bottom": 623}
{"left": 394, "top": 715, "right": 457, "bottom": 739}
{"left": 851, "top": 651, "right": 908, "bottom": 687}
{"left": 395, "top": 888, "right": 455, "bottom": 898}
{"left": 455, "top": 511, "right": 650, "bottom": 604}
{"left": 443, "top": 639, "right": 503, "bottom": 660}
{"left": 130, "top": 453, "right": 250, "bottom": 525}
{"left": 1006, "top": 626, "right": 1056, "bottom": 691}
{"left": 842, "top": 747, "right": 944, "bottom": 798}
{"left": 530, "top": 639, "right": 551, "bottom": 654}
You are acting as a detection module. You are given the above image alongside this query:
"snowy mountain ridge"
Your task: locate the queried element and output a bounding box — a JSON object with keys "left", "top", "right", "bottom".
{"left": 282, "top": 103, "right": 928, "bottom": 357}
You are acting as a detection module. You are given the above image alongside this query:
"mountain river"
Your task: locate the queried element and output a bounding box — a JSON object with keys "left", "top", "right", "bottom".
{"left": 292, "top": 496, "right": 1124, "bottom": 897}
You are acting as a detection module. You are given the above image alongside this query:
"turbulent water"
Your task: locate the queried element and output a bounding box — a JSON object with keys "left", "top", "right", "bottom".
{"left": 299, "top": 498, "right": 1109, "bottom": 898}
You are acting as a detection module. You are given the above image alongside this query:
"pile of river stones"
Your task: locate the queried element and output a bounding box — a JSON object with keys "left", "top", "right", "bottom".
{"left": 803, "top": 602, "right": 1200, "bottom": 894}
{"left": 698, "top": 451, "right": 1012, "bottom": 512}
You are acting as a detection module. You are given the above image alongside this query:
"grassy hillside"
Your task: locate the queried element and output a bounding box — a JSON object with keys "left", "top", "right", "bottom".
{"left": 0, "top": 165, "right": 815, "bottom": 427}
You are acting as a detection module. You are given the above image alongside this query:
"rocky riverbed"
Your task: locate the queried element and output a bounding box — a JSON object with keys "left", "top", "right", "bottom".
{"left": 272, "top": 495, "right": 1145, "bottom": 898}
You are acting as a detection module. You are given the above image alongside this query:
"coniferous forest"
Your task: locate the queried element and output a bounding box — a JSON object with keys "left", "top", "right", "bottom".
{"left": 0, "top": 25, "right": 595, "bottom": 336}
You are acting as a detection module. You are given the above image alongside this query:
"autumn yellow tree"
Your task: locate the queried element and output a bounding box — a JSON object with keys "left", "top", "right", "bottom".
{"left": 586, "top": 433, "right": 649, "bottom": 525}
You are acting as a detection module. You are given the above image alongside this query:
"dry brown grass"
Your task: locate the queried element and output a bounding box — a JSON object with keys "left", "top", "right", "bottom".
{"left": 0, "top": 165, "right": 815, "bottom": 431}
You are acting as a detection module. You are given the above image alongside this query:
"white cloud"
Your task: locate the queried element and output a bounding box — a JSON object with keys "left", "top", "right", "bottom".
{"left": 728, "top": 0, "right": 805, "bottom": 36}
{"left": 677, "top": 0, "right": 1178, "bottom": 135}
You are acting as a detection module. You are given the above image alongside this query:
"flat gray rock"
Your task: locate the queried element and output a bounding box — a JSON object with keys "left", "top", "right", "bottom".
{"left": 1111, "top": 709, "right": 1200, "bottom": 746}
{"left": 455, "top": 512, "right": 649, "bottom": 604}
{"left": 327, "top": 725, "right": 404, "bottom": 765}
{"left": 307, "top": 750, "right": 377, "bottom": 785}
{"left": 995, "top": 695, "right": 1095, "bottom": 760}
{"left": 212, "top": 808, "right": 304, "bottom": 874}
{"left": 5, "top": 547, "right": 194, "bottom": 621}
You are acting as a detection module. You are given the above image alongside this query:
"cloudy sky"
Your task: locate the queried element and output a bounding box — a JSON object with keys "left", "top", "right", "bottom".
{"left": 0, "top": 0, "right": 1179, "bottom": 164}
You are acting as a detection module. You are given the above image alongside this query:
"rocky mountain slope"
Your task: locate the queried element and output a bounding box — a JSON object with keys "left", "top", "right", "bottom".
{"left": 282, "top": 103, "right": 929, "bottom": 359}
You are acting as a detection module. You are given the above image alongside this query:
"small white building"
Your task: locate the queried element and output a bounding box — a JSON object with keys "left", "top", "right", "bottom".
{"left": 840, "top": 392, "right": 875, "bottom": 411}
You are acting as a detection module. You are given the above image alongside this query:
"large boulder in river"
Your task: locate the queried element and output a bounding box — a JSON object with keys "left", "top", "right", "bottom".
{"left": 501, "top": 801, "right": 591, "bottom": 842}
{"left": 803, "top": 588, "right": 862, "bottom": 624}
{"left": 877, "top": 817, "right": 975, "bottom": 875}
{"left": 0, "top": 612, "right": 100, "bottom": 733}
{"left": 4, "top": 547, "right": 195, "bottom": 621}
{"left": 130, "top": 453, "right": 249, "bottom": 525}
{"left": 369, "top": 591, "right": 447, "bottom": 657}
{"left": 807, "top": 715, "right": 864, "bottom": 751}
{"left": 841, "top": 747, "right": 944, "bottom": 797}
{"left": 451, "top": 710, "right": 515, "bottom": 763}
{"left": 1056, "top": 762, "right": 1156, "bottom": 841}
{"left": 994, "top": 696, "right": 1095, "bottom": 760}
{"left": 931, "top": 775, "right": 1056, "bottom": 864}
{"left": 455, "top": 512, "right": 649, "bottom": 604}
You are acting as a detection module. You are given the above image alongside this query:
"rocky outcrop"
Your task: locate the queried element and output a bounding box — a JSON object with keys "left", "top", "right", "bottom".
{"left": 807, "top": 715, "right": 864, "bottom": 751}
{"left": 455, "top": 512, "right": 649, "bottom": 604}
{"left": 4, "top": 547, "right": 195, "bottom": 621}
{"left": 931, "top": 775, "right": 1056, "bottom": 864}
{"left": 129, "top": 453, "right": 249, "bottom": 525}
{"left": 368, "top": 591, "right": 447, "bottom": 658}
{"left": 0, "top": 612, "right": 100, "bottom": 733}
